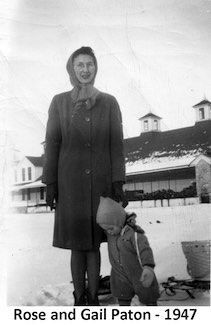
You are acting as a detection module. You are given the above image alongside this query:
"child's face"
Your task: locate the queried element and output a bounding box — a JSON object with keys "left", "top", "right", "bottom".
{"left": 100, "top": 224, "right": 122, "bottom": 236}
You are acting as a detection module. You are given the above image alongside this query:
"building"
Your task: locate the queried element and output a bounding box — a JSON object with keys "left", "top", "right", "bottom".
{"left": 124, "top": 99, "right": 211, "bottom": 205}
{"left": 11, "top": 155, "right": 47, "bottom": 213}
{"left": 10, "top": 98, "right": 211, "bottom": 212}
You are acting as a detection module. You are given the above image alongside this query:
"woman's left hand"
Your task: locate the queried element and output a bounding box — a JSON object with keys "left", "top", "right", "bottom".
{"left": 112, "top": 181, "right": 128, "bottom": 208}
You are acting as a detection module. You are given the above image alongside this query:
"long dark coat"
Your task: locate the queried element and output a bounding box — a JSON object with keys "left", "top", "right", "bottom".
{"left": 43, "top": 90, "right": 125, "bottom": 250}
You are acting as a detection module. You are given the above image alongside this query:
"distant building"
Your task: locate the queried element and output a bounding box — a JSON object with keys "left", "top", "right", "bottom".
{"left": 10, "top": 98, "right": 211, "bottom": 212}
{"left": 124, "top": 98, "right": 211, "bottom": 205}
{"left": 11, "top": 155, "right": 47, "bottom": 213}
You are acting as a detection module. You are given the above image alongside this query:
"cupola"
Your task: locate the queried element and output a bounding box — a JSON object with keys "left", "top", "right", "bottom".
{"left": 139, "top": 112, "right": 162, "bottom": 134}
{"left": 193, "top": 98, "right": 211, "bottom": 123}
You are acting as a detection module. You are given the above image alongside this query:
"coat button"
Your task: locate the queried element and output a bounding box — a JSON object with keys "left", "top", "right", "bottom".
{"left": 85, "top": 169, "right": 90, "bottom": 174}
{"left": 87, "top": 143, "right": 91, "bottom": 147}
{"left": 85, "top": 117, "right": 90, "bottom": 122}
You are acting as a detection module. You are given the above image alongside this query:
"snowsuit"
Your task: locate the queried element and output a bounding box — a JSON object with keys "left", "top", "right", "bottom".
{"left": 42, "top": 90, "right": 125, "bottom": 250}
{"left": 107, "top": 225, "right": 160, "bottom": 305}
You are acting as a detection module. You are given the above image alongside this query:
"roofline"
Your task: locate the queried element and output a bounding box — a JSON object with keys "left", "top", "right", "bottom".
{"left": 126, "top": 164, "right": 192, "bottom": 176}
{"left": 11, "top": 180, "right": 46, "bottom": 190}
{"left": 190, "top": 154, "right": 211, "bottom": 166}
{"left": 139, "top": 113, "right": 162, "bottom": 120}
{"left": 26, "top": 155, "right": 43, "bottom": 166}
{"left": 193, "top": 100, "right": 211, "bottom": 107}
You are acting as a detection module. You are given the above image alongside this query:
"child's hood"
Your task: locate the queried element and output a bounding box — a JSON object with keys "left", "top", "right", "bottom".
{"left": 96, "top": 196, "right": 126, "bottom": 227}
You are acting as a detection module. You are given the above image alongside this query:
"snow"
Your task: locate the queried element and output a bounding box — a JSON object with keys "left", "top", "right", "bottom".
{"left": 5, "top": 204, "right": 211, "bottom": 306}
{"left": 126, "top": 150, "right": 201, "bottom": 174}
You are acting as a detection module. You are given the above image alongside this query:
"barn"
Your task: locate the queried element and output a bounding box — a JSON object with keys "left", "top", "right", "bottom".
{"left": 124, "top": 99, "right": 211, "bottom": 205}
{"left": 10, "top": 99, "right": 211, "bottom": 212}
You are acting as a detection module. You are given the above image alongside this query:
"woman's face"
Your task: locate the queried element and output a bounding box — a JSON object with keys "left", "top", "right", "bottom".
{"left": 73, "top": 54, "right": 96, "bottom": 84}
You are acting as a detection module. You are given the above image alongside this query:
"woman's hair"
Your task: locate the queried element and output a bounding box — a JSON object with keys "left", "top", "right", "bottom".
{"left": 66, "top": 46, "right": 98, "bottom": 81}
{"left": 72, "top": 46, "right": 96, "bottom": 62}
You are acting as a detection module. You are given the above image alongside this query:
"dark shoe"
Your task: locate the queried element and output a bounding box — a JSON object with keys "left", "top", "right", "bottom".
{"left": 146, "top": 302, "right": 157, "bottom": 306}
{"left": 73, "top": 291, "right": 87, "bottom": 306}
{"left": 87, "top": 292, "right": 100, "bottom": 306}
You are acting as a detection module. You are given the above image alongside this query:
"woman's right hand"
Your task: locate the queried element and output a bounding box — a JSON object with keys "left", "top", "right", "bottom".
{"left": 46, "top": 183, "right": 58, "bottom": 210}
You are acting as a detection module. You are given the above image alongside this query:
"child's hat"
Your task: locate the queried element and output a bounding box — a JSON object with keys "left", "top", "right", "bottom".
{"left": 96, "top": 196, "right": 126, "bottom": 227}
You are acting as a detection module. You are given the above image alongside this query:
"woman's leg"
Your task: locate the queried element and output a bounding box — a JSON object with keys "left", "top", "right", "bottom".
{"left": 86, "top": 249, "right": 101, "bottom": 305}
{"left": 70, "top": 250, "right": 87, "bottom": 305}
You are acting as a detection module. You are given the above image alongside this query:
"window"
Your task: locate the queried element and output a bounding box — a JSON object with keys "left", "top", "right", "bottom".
{"left": 144, "top": 120, "right": 148, "bottom": 131}
{"left": 40, "top": 187, "right": 45, "bottom": 200}
{"left": 153, "top": 120, "right": 158, "bottom": 130}
{"left": 199, "top": 107, "right": 205, "bottom": 120}
{"left": 22, "top": 190, "right": 25, "bottom": 201}
{"left": 14, "top": 170, "right": 17, "bottom": 183}
{"left": 28, "top": 167, "right": 32, "bottom": 180}
{"left": 27, "top": 188, "right": 31, "bottom": 200}
{"left": 22, "top": 168, "right": 25, "bottom": 181}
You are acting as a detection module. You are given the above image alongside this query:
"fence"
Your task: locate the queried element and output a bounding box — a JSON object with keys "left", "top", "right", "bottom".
{"left": 128, "top": 197, "right": 199, "bottom": 209}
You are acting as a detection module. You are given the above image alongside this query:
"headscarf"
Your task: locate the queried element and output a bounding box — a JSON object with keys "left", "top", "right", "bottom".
{"left": 66, "top": 46, "right": 100, "bottom": 110}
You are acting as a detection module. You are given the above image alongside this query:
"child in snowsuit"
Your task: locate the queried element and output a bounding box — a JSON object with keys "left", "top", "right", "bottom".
{"left": 97, "top": 197, "right": 160, "bottom": 306}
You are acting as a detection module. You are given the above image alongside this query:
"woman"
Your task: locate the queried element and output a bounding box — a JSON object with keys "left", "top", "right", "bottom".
{"left": 42, "top": 46, "right": 127, "bottom": 306}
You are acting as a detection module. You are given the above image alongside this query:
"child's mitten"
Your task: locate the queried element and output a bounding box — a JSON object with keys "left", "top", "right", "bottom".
{"left": 140, "top": 266, "right": 155, "bottom": 288}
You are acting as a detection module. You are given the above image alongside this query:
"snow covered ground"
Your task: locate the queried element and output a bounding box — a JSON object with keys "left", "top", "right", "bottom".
{"left": 5, "top": 203, "right": 211, "bottom": 306}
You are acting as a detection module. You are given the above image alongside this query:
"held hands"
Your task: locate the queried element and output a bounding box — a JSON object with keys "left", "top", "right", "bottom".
{"left": 140, "top": 266, "right": 155, "bottom": 288}
{"left": 112, "top": 181, "right": 128, "bottom": 208}
{"left": 46, "top": 183, "right": 58, "bottom": 210}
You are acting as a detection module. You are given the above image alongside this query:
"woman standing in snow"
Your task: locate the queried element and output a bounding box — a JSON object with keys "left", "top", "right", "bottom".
{"left": 42, "top": 46, "right": 127, "bottom": 305}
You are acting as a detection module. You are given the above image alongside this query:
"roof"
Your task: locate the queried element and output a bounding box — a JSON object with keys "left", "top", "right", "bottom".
{"left": 124, "top": 120, "right": 211, "bottom": 174}
{"left": 139, "top": 112, "right": 162, "bottom": 120}
{"left": 12, "top": 179, "right": 46, "bottom": 190}
{"left": 13, "top": 120, "right": 211, "bottom": 188}
{"left": 13, "top": 175, "right": 43, "bottom": 188}
{"left": 26, "top": 155, "right": 44, "bottom": 166}
{"left": 193, "top": 99, "right": 211, "bottom": 107}
{"left": 190, "top": 154, "right": 211, "bottom": 166}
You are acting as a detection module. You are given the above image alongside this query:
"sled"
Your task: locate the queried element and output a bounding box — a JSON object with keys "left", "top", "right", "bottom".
{"left": 161, "top": 276, "right": 210, "bottom": 299}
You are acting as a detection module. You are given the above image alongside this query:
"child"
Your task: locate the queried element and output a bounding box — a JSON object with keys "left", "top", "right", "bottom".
{"left": 97, "top": 196, "right": 160, "bottom": 306}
